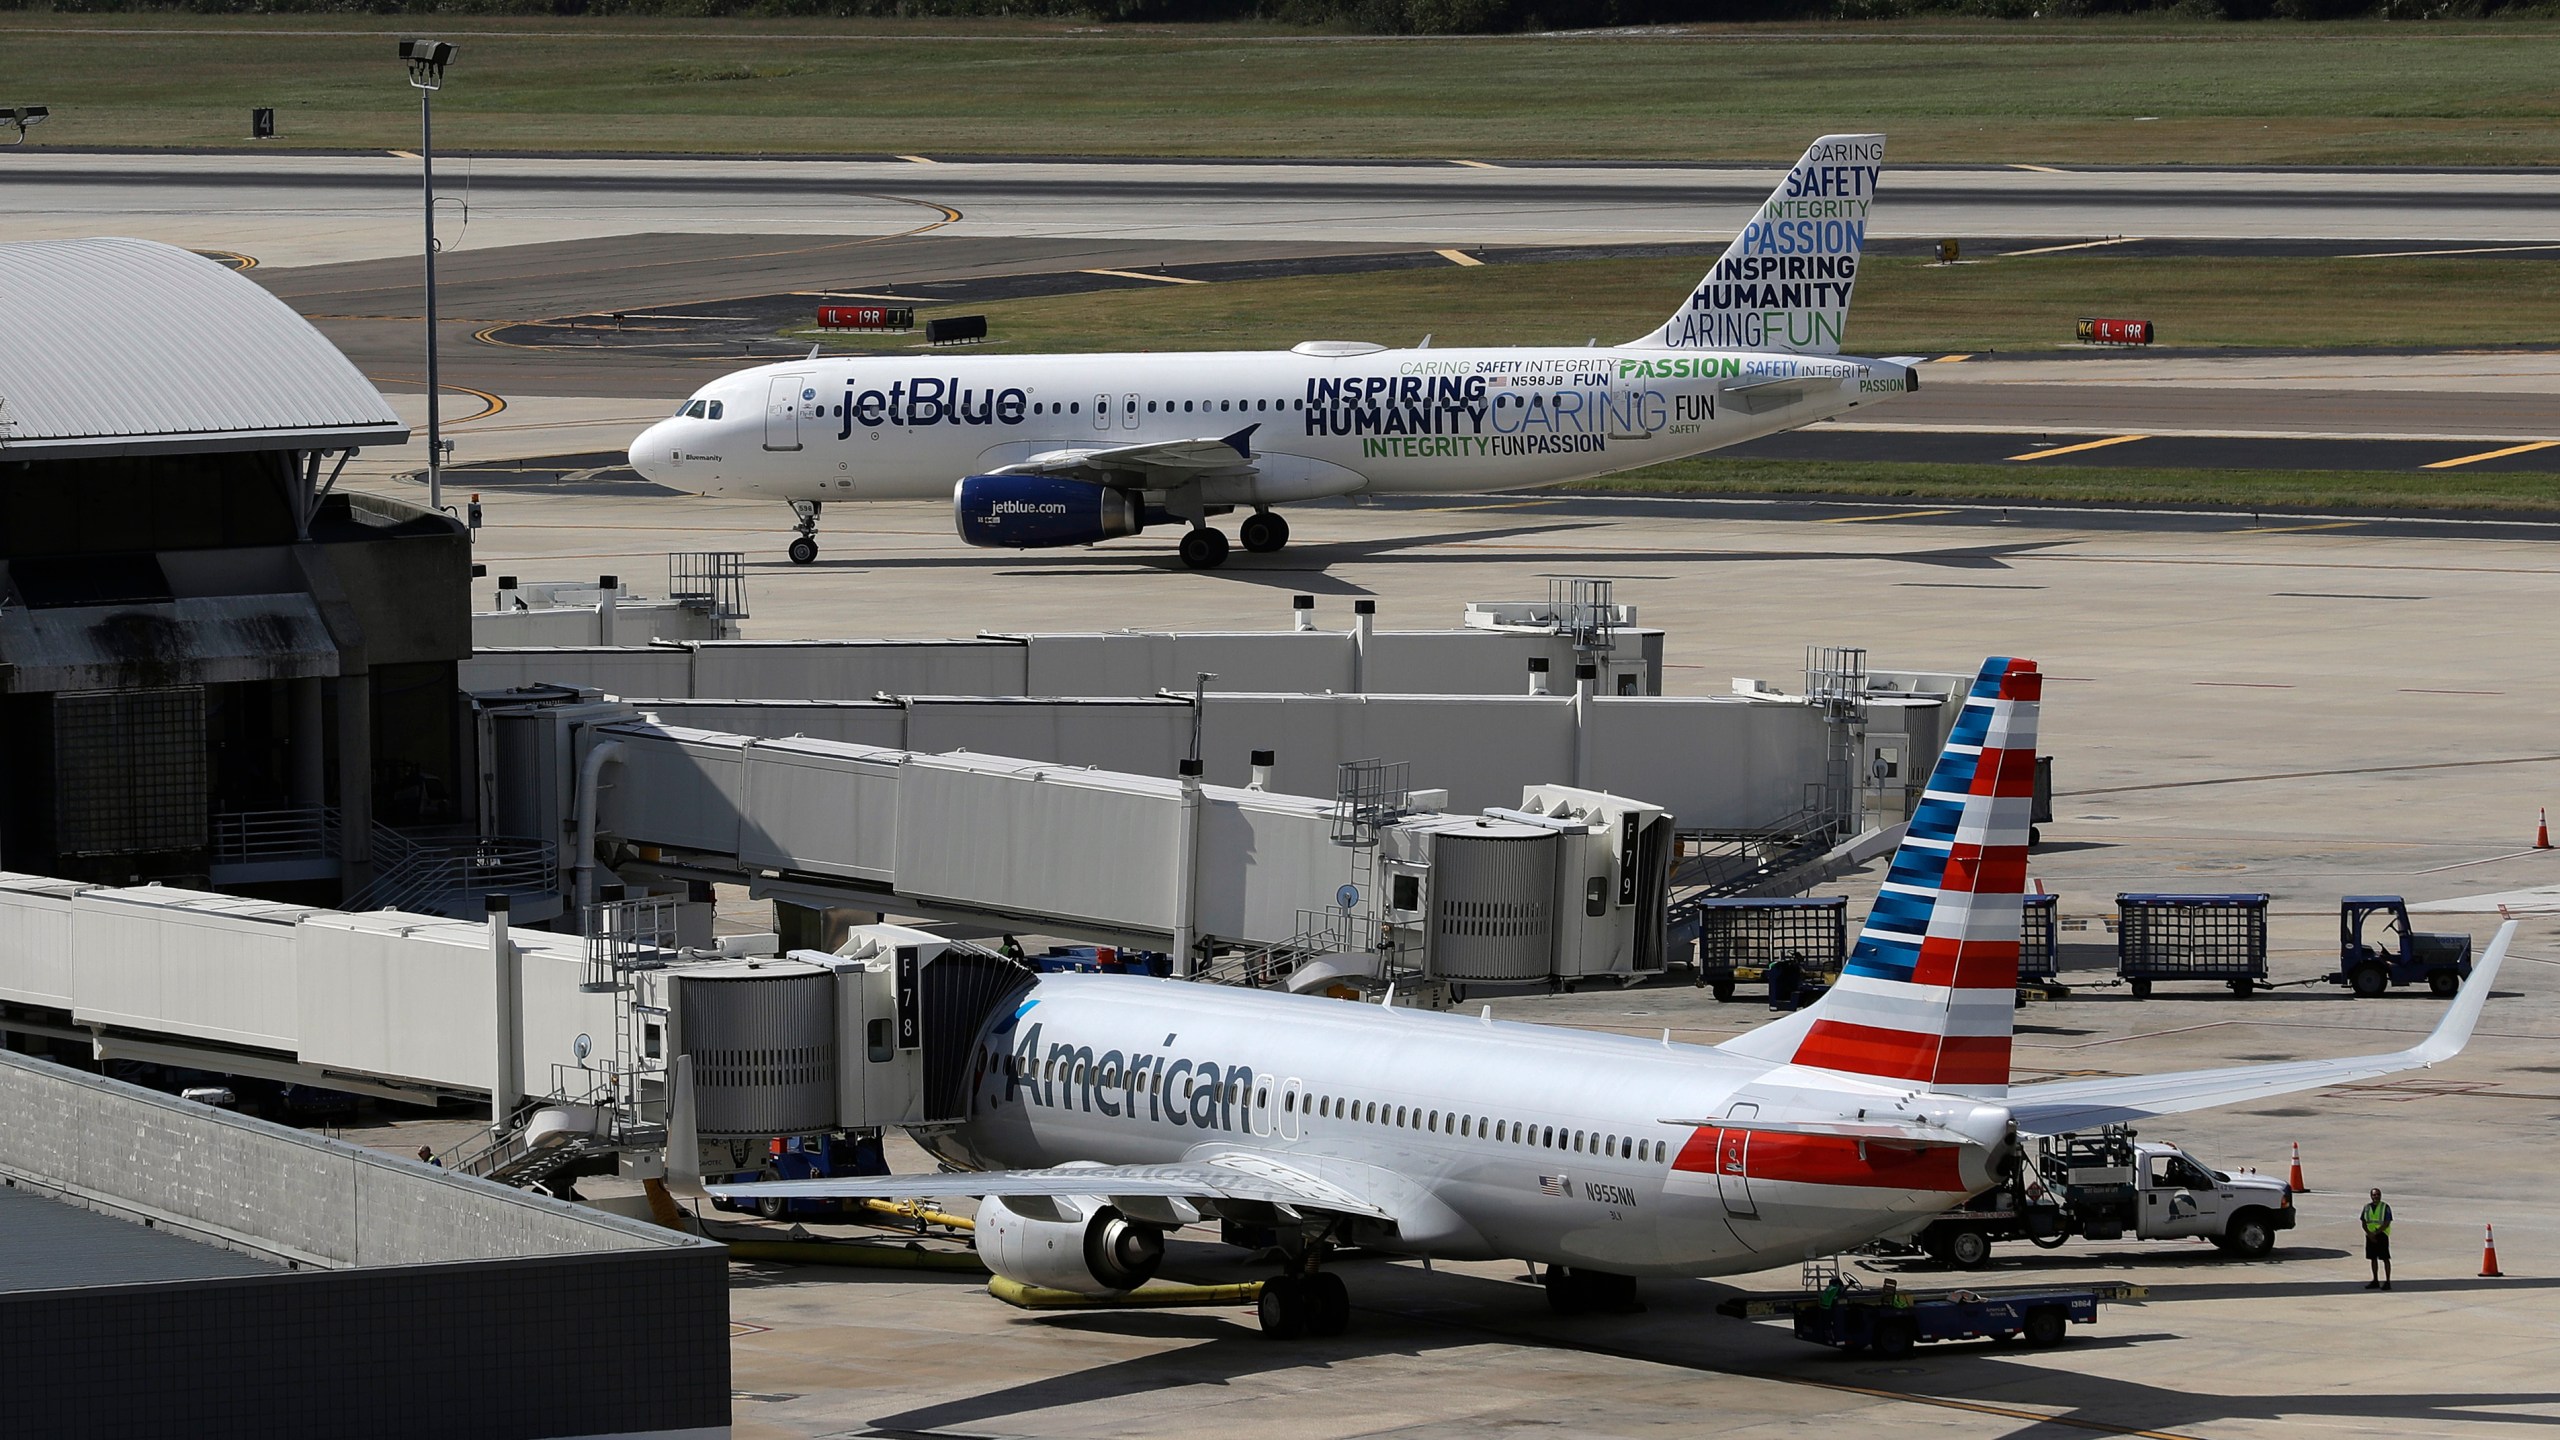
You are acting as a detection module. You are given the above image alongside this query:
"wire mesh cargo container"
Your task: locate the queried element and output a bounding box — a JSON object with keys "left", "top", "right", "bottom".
{"left": 2020, "top": 892, "right": 2060, "bottom": 988}
{"left": 2115, "top": 893, "right": 2269, "bottom": 997}
{"left": 1688, "top": 897, "right": 1848, "bottom": 1009}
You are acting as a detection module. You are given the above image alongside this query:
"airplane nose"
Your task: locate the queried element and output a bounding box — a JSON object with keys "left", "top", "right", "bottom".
{"left": 627, "top": 422, "right": 670, "bottom": 484}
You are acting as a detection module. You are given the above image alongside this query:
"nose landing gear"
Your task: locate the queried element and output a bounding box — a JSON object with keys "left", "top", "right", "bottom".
{"left": 787, "top": 499, "right": 821, "bottom": 565}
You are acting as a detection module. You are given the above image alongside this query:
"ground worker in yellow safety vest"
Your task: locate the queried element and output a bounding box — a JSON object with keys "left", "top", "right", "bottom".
{"left": 1880, "top": 1278, "right": 1913, "bottom": 1309}
{"left": 2362, "top": 1188, "right": 2394, "bottom": 1290}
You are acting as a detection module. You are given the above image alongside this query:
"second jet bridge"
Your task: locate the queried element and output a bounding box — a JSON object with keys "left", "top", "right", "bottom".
{"left": 530, "top": 707, "right": 1673, "bottom": 991}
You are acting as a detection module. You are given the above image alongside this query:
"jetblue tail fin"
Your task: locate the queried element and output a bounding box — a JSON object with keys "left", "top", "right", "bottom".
{"left": 1720, "top": 656, "right": 2039, "bottom": 1098}
{"left": 1631, "top": 132, "right": 1882, "bottom": 356}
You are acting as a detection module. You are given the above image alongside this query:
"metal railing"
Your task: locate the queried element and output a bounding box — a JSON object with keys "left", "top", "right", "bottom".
{"left": 344, "top": 825, "right": 556, "bottom": 917}
{"left": 210, "top": 806, "right": 340, "bottom": 866}
{"left": 1195, "top": 906, "right": 1424, "bottom": 993}
{"left": 667, "top": 551, "right": 748, "bottom": 622}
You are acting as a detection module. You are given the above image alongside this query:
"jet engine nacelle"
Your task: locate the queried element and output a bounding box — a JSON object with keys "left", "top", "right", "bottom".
{"left": 953, "top": 474, "right": 1143, "bottom": 549}
{"left": 977, "top": 1194, "right": 1166, "bottom": 1295}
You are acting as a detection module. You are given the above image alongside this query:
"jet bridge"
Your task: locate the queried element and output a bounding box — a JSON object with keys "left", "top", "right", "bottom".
{"left": 480, "top": 692, "right": 1675, "bottom": 993}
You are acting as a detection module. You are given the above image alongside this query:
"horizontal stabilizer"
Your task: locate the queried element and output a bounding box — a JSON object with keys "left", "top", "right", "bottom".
{"left": 2008, "top": 921, "right": 2513, "bottom": 1134}
{"left": 1655, "top": 1115, "right": 1979, "bottom": 1150}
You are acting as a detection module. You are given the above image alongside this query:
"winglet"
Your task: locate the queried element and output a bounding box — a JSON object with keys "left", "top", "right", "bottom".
{"left": 2413, "top": 919, "right": 2513, "bottom": 1066}
{"left": 1221, "top": 423, "right": 1259, "bottom": 459}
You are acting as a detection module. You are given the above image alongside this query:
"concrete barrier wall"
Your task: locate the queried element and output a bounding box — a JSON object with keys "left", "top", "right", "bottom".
{"left": 0, "top": 1051, "right": 704, "bottom": 1269}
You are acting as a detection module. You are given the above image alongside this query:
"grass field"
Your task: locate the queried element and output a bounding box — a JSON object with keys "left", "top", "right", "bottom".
{"left": 779, "top": 253, "right": 2560, "bottom": 355}
{"left": 7, "top": 15, "right": 2560, "bottom": 163}
{"left": 1570, "top": 458, "right": 2560, "bottom": 513}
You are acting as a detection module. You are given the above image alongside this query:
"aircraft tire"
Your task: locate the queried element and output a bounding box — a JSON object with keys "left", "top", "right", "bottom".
{"left": 1307, "top": 1272, "right": 1351, "bottom": 1336}
{"left": 1257, "top": 1276, "right": 1308, "bottom": 1339}
{"left": 1542, "top": 1266, "right": 1584, "bottom": 1316}
{"left": 787, "top": 537, "right": 819, "bottom": 566}
{"left": 1241, "top": 511, "right": 1289, "bottom": 553}
{"left": 1179, "top": 527, "right": 1231, "bottom": 570}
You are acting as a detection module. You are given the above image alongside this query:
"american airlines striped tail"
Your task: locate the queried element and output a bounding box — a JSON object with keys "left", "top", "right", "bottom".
{"left": 1721, "top": 656, "right": 2041, "bottom": 1098}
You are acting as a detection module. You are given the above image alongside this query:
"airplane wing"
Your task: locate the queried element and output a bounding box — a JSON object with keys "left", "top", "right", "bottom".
{"left": 991, "top": 423, "right": 1260, "bottom": 485}
{"left": 707, "top": 1152, "right": 1396, "bottom": 1221}
{"left": 2008, "top": 921, "right": 2513, "bottom": 1135}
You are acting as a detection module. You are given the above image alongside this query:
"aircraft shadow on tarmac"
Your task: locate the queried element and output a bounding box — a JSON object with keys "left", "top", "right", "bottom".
{"left": 767, "top": 524, "right": 2074, "bottom": 596}
{"left": 853, "top": 1251, "right": 2560, "bottom": 1438}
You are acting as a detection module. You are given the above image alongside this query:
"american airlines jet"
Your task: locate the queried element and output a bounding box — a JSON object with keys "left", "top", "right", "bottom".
{"left": 628, "top": 133, "right": 1914, "bottom": 568}
{"left": 715, "top": 659, "right": 2512, "bottom": 1337}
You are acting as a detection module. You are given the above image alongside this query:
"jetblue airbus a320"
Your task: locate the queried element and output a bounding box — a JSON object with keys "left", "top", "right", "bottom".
{"left": 628, "top": 133, "right": 1917, "bottom": 568}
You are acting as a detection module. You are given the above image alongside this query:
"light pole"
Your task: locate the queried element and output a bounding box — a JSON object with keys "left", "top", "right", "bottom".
{"left": 399, "top": 39, "right": 455, "bottom": 514}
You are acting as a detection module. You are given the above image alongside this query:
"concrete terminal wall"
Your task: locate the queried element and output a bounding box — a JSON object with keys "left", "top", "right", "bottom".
{"left": 0, "top": 1052, "right": 703, "bottom": 1268}
{"left": 0, "top": 1052, "right": 728, "bottom": 1440}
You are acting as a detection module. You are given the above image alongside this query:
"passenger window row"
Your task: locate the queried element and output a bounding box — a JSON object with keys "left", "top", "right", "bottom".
{"left": 1298, "top": 1091, "right": 1664, "bottom": 1162}
{"left": 1142, "top": 398, "right": 1300, "bottom": 415}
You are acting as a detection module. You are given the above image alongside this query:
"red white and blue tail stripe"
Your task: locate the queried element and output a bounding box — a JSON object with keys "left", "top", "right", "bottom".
{"left": 1721, "top": 656, "right": 2040, "bottom": 1097}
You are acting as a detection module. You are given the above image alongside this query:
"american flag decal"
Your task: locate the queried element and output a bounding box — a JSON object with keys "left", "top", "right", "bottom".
{"left": 1539, "top": 1174, "right": 1569, "bottom": 1197}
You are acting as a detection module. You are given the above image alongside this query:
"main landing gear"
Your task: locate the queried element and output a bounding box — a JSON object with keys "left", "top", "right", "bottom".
{"left": 1178, "top": 526, "right": 1230, "bottom": 570}
{"left": 1542, "top": 1265, "right": 1644, "bottom": 1316}
{"left": 1180, "top": 510, "right": 1288, "bottom": 571}
{"left": 787, "top": 499, "right": 821, "bottom": 565}
{"left": 1257, "top": 1243, "right": 1352, "bottom": 1340}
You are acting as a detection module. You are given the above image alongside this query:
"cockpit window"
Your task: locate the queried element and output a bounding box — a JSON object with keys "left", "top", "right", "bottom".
{"left": 706, "top": 400, "right": 724, "bottom": 420}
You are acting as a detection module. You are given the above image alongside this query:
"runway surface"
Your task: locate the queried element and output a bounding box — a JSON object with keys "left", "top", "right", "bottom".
{"left": 11, "top": 151, "right": 2560, "bottom": 269}
{"left": 12, "top": 151, "right": 2556, "bottom": 465}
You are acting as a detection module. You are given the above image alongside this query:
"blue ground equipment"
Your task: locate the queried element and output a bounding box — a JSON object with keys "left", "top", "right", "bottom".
{"left": 712, "top": 1131, "right": 889, "bottom": 1220}
{"left": 2019, "top": 892, "right": 2061, "bottom": 993}
{"left": 2334, "top": 896, "right": 2472, "bottom": 998}
{"left": 2116, "top": 893, "right": 2269, "bottom": 997}
{"left": 1717, "top": 1261, "right": 2132, "bottom": 1359}
{"left": 1685, "top": 897, "right": 1847, "bottom": 1008}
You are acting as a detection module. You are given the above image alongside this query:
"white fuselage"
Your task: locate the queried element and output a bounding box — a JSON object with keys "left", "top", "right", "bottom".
{"left": 923, "top": 973, "right": 2005, "bottom": 1277}
{"left": 628, "top": 344, "right": 1912, "bottom": 507}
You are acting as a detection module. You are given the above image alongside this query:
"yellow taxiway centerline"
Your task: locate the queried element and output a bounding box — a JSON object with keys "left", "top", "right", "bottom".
{"left": 1818, "top": 509, "right": 1957, "bottom": 524}
{"left": 2009, "top": 435, "right": 2146, "bottom": 461}
{"left": 1082, "top": 268, "right": 1204, "bottom": 285}
{"left": 2423, "top": 439, "right": 2560, "bottom": 470}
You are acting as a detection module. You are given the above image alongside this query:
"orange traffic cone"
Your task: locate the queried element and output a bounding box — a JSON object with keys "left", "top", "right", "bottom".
{"left": 2539, "top": 809, "right": 2552, "bottom": 850}
{"left": 2481, "top": 1223, "right": 2505, "bottom": 1278}
{"left": 2288, "top": 1142, "right": 2308, "bottom": 1194}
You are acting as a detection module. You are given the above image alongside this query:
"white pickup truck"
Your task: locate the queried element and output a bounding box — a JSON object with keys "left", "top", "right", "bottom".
{"left": 1905, "top": 1128, "right": 2297, "bottom": 1268}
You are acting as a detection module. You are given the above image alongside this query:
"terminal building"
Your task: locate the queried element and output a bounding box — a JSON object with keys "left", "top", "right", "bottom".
{"left": 0, "top": 238, "right": 471, "bottom": 901}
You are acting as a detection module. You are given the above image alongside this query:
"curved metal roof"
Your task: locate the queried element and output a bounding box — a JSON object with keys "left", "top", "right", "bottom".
{"left": 0, "top": 237, "right": 407, "bottom": 459}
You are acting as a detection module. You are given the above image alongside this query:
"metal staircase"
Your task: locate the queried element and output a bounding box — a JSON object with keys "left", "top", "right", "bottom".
{"left": 343, "top": 824, "right": 557, "bottom": 920}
